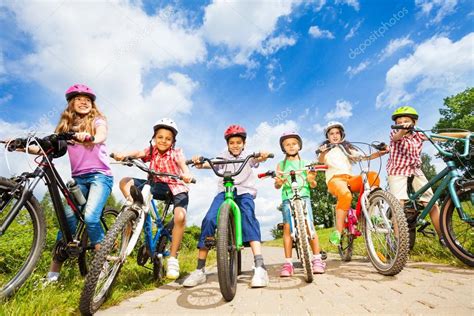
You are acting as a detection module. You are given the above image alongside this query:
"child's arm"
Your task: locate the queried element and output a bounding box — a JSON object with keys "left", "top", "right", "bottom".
{"left": 255, "top": 151, "right": 271, "bottom": 163}
{"left": 177, "top": 155, "right": 194, "bottom": 184}
{"left": 392, "top": 123, "right": 413, "bottom": 141}
{"left": 274, "top": 164, "right": 285, "bottom": 189}
{"left": 111, "top": 149, "right": 146, "bottom": 161}
{"left": 191, "top": 155, "right": 211, "bottom": 169}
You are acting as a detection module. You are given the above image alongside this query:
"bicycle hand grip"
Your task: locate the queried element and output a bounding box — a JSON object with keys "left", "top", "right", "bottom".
{"left": 190, "top": 178, "right": 197, "bottom": 184}
{"left": 109, "top": 153, "right": 115, "bottom": 159}
{"left": 257, "top": 173, "right": 268, "bottom": 178}
{"left": 185, "top": 159, "right": 194, "bottom": 165}
{"left": 268, "top": 153, "right": 274, "bottom": 159}
{"left": 391, "top": 124, "right": 413, "bottom": 130}
{"left": 83, "top": 135, "right": 95, "bottom": 142}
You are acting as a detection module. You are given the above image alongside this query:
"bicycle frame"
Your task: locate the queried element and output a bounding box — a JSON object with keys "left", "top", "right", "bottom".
{"left": 219, "top": 179, "right": 243, "bottom": 250}
{"left": 404, "top": 129, "right": 472, "bottom": 223}
{"left": 143, "top": 197, "right": 173, "bottom": 257}
{"left": 1, "top": 155, "right": 85, "bottom": 244}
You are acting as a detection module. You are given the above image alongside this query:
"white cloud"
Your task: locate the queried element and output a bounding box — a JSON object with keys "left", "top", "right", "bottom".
{"left": 312, "top": 123, "right": 325, "bottom": 133}
{"left": 344, "top": 20, "right": 362, "bottom": 40}
{"left": 259, "top": 35, "right": 297, "bottom": 56}
{"left": 308, "top": 25, "right": 335, "bottom": 39}
{"left": 376, "top": 33, "right": 474, "bottom": 108}
{"left": 415, "top": 0, "right": 458, "bottom": 24}
{"left": 201, "top": 0, "right": 297, "bottom": 67}
{"left": 325, "top": 99, "right": 353, "bottom": 120}
{"left": 266, "top": 59, "right": 286, "bottom": 92}
{"left": 335, "top": 0, "right": 360, "bottom": 11}
{"left": 346, "top": 60, "right": 369, "bottom": 78}
{"left": 379, "top": 36, "right": 414, "bottom": 61}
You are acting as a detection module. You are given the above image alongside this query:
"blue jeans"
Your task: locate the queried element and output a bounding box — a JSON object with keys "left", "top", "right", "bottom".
{"left": 281, "top": 197, "right": 314, "bottom": 224}
{"left": 58, "top": 172, "right": 113, "bottom": 245}
{"left": 197, "top": 192, "right": 262, "bottom": 248}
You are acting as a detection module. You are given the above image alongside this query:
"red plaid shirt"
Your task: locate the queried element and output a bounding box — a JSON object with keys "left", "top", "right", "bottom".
{"left": 386, "top": 130, "right": 424, "bottom": 176}
{"left": 143, "top": 146, "right": 188, "bottom": 195}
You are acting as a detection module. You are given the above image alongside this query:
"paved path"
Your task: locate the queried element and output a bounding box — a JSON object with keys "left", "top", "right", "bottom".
{"left": 98, "top": 246, "right": 474, "bottom": 315}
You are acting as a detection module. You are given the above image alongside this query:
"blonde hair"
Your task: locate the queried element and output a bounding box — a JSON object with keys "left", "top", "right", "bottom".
{"left": 55, "top": 98, "right": 106, "bottom": 135}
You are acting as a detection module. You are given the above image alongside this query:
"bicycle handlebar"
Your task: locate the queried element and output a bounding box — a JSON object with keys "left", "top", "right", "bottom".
{"left": 391, "top": 125, "right": 472, "bottom": 158}
{"left": 258, "top": 164, "right": 328, "bottom": 179}
{"left": 2, "top": 132, "right": 94, "bottom": 153}
{"left": 187, "top": 152, "right": 274, "bottom": 178}
{"left": 109, "top": 153, "right": 196, "bottom": 184}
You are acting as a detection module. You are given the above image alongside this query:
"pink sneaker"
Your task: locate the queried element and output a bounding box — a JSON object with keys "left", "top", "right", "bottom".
{"left": 312, "top": 257, "right": 326, "bottom": 274}
{"left": 280, "top": 263, "right": 294, "bottom": 277}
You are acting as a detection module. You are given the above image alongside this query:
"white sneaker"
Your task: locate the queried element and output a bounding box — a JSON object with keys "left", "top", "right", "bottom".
{"left": 251, "top": 267, "right": 269, "bottom": 288}
{"left": 166, "top": 257, "right": 180, "bottom": 279}
{"left": 183, "top": 269, "right": 206, "bottom": 287}
{"left": 43, "top": 272, "right": 59, "bottom": 285}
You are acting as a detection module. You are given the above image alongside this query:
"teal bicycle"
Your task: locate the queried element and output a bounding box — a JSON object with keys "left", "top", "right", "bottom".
{"left": 391, "top": 125, "right": 473, "bottom": 267}
{"left": 186, "top": 152, "right": 273, "bottom": 301}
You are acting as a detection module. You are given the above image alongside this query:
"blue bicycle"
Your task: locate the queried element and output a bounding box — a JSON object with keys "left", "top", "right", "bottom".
{"left": 79, "top": 157, "right": 194, "bottom": 315}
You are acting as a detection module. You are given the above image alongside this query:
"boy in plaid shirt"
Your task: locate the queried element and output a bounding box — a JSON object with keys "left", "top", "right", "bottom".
{"left": 386, "top": 106, "right": 442, "bottom": 242}
{"left": 112, "top": 118, "right": 193, "bottom": 279}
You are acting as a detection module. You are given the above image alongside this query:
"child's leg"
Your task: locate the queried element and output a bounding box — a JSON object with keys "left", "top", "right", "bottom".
{"left": 328, "top": 177, "right": 352, "bottom": 233}
{"left": 283, "top": 224, "right": 292, "bottom": 258}
{"left": 170, "top": 206, "right": 186, "bottom": 257}
{"left": 119, "top": 177, "right": 134, "bottom": 200}
{"left": 427, "top": 204, "right": 441, "bottom": 236}
{"left": 414, "top": 175, "right": 442, "bottom": 237}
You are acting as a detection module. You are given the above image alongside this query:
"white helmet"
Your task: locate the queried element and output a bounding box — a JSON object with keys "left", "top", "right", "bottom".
{"left": 153, "top": 118, "right": 179, "bottom": 137}
{"left": 324, "top": 121, "right": 345, "bottom": 140}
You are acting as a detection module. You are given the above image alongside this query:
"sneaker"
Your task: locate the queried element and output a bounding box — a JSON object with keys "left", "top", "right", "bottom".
{"left": 329, "top": 230, "right": 341, "bottom": 245}
{"left": 251, "top": 267, "right": 269, "bottom": 288}
{"left": 279, "top": 263, "right": 294, "bottom": 277}
{"left": 311, "top": 257, "right": 326, "bottom": 274}
{"left": 166, "top": 257, "right": 180, "bottom": 279}
{"left": 183, "top": 269, "right": 206, "bottom": 287}
{"left": 43, "top": 272, "right": 59, "bottom": 285}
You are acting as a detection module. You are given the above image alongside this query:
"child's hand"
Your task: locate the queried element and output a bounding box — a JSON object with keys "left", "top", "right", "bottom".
{"left": 112, "top": 152, "right": 126, "bottom": 161}
{"left": 274, "top": 176, "right": 286, "bottom": 188}
{"left": 192, "top": 155, "right": 204, "bottom": 169}
{"left": 181, "top": 173, "right": 194, "bottom": 184}
{"left": 74, "top": 132, "right": 93, "bottom": 143}
{"left": 256, "top": 151, "right": 271, "bottom": 162}
{"left": 307, "top": 171, "right": 317, "bottom": 187}
{"left": 317, "top": 144, "right": 329, "bottom": 154}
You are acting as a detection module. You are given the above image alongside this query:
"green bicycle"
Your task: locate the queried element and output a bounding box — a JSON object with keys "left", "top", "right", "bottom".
{"left": 186, "top": 152, "right": 273, "bottom": 301}
{"left": 392, "top": 125, "right": 473, "bottom": 266}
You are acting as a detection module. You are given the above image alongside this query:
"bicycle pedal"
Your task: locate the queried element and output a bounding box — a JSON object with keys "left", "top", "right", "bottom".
{"left": 204, "top": 237, "right": 216, "bottom": 248}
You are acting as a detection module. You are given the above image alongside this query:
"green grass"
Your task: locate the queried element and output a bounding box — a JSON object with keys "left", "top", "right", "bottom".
{"left": 264, "top": 227, "right": 469, "bottom": 267}
{"left": 0, "top": 242, "right": 215, "bottom": 316}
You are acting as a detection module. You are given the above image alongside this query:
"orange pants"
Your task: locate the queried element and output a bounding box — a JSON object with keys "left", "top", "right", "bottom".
{"left": 327, "top": 172, "right": 380, "bottom": 211}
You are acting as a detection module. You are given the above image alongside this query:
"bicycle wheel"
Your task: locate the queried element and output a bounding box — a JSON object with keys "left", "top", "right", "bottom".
{"left": 78, "top": 207, "right": 119, "bottom": 277}
{"left": 0, "top": 177, "right": 46, "bottom": 299}
{"left": 153, "top": 220, "right": 174, "bottom": 281}
{"left": 216, "top": 203, "right": 238, "bottom": 301}
{"left": 440, "top": 181, "right": 474, "bottom": 267}
{"left": 293, "top": 199, "right": 313, "bottom": 283}
{"left": 363, "top": 190, "right": 409, "bottom": 276}
{"left": 338, "top": 228, "right": 353, "bottom": 262}
{"left": 79, "top": 209, "right": 137, "bottom": 315}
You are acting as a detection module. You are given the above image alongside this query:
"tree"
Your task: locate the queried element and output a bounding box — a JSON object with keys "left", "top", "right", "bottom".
{"left": 270, "top": 204, "right": 283, "bottom": 239}
{"left": 434, "top": 87, "right": 474, "bottom": 177}
{"left": 310, "top": 172, "right": 336, "bottom": 228}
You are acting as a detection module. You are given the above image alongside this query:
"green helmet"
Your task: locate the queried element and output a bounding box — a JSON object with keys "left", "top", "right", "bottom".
{"left": 391, "top": 106, "right": 419, "bottom": 121}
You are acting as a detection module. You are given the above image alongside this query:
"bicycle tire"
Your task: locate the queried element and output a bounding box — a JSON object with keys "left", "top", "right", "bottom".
{"left": 79, "top": 209, "right": 137, "bottom": 315}
{"left": 78, "top": 207, "right": 119, "bottom": 277}
{"left": 338, "top": 228, "right": 354, "bottom": 262}
{"left": 153, "top": 220, "right": 174, "bottom": 281}
{"left": 440, "top": 181, "right": 474, "bottom": 267}
{"left": 0, "top": 177, "right": 46, "bottom": 299}
{"left": 293, "top": 199, "right": 313, "bottom": 283}
{"left": 216, "top": 203, "right": 238, "bottom": 301}
{"left": 363, "top": 190, "right": 409, "bottom": 276}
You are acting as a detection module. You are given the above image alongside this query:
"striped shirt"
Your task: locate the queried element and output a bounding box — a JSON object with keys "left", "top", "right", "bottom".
{"left": 386, "top": 130, "right": 424, "bottom": 176}
{"left": 143, "top": 146, "right": 188, "bottom": 195}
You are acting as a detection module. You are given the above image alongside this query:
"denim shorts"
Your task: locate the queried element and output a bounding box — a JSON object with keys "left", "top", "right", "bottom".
{"left": 133, "top": 178, "right": 189, "bottom": 210}
{"left": 281, "top": 196, "right": 314, "bottom": 224}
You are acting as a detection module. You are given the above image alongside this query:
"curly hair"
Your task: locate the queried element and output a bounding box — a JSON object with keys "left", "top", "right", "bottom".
{"left": 55, "top": 98, "right": 106, "bottom": 135}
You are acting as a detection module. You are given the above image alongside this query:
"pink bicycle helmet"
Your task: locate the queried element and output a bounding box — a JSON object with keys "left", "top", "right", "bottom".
{"left": 65, "top": 84, "right": 96, "bottom": 102}
{"left": 224, "top": 125, "right": 247, "bottom": 141}
{"left": 279, "top": 131, "right": 302, "bottom": 152}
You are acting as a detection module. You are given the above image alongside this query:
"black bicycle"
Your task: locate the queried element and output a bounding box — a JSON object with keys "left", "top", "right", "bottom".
{"left": 0, "top": 133, "right": 118, "bottom": 298}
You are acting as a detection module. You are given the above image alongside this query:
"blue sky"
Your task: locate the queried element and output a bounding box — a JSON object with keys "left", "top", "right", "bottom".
{"left": 0, "top": 0, "right": 473, "bottom": 239}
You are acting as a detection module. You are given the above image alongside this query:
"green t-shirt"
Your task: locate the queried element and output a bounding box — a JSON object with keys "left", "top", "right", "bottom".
{"left": 279, "top": 159, "right": 311, "bottom": 201}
